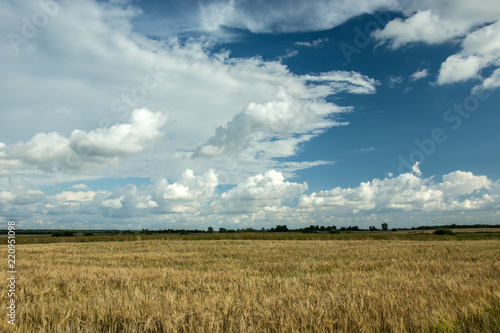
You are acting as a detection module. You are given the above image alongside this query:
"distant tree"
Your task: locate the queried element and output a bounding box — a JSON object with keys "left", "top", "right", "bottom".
{"left": 83, "top": 232, "right": 94, "bottom": 236}
{"left": 274, "top": 225, "right": 289, "bottom": 232}
{"left": 207, "top": 227, "right": 214, "bottom": 233}
{"left": 381, "top": 223, "right": 388, "bottom": 231}
{"left": 369, "top": 226, "right": 378, "bottom": 231}
{"left": 219, "top": 227, "right": 227, "bottom": 233}
{"left": 329, "top": 229, "right": 340, "bottom": 234}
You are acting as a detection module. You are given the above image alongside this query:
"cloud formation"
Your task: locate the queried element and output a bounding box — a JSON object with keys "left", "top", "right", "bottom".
{"left": 410, "top": 69, "right": 429, "bottom": 81}
{"left": 299, "top": 168, "right": 496, "bottom": 215}
{"left": 2, "top": 166, "right": 499, "bottom": 229}
{"left": 214, "top": 170, "right": 307, "bottom": 214}
{"left": 193, "top": 88, "right": 331, "bottom": 159}
{"left": 1, "top": 108, "right": 167, "bottom": 173}
{"left": 198, "top": 0, "right": 400, "bottom": 33}
{"left": 193, "top": 72, "right": 377, "bottom": 159}
{"left": 373, "top": 0, "right": 500, "bottom": 90}
{"left": 0, "top": 0, "right": 381, "bottom": 184}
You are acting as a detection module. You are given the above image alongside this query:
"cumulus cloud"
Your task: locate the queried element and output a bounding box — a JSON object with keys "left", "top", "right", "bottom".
{"left": 438, "top": 21, "right": 500, "bottom": 86}
{"left": 214, "top": 170, "right": 307, "bottom": 214}
{"left": 373, "top": 0, "right": 500, "bottom": 89}
{"left": 437, "top": 55, "right": 483, "bottom": 85}
{"left": 0, "top": 179, "right": 45, "bottom": 206}
{"left": 473, "top": 68, "right": 500, "bottom": 92}
{"left": 299, "top": 168, "right": 495, "bottom": 214}
{"left": 193, "top": 72, "right": 377, "bottom": 159}
{"left": 192, "top": 88, "right": 329, "bottom": 159}
{"left": 1, "top": 108, "right": 167, "bottom": 173}
{"left": 373, "top": 10, "right": 469, "bottom": 48}
{"left": 437, "top": 171, "right": 491, "bottom": 196}
{"left": 152, "top": 169, "right": 218, "bottom": 213}
{"left": 1, "top": 167, "right": 499, "bottom": 229}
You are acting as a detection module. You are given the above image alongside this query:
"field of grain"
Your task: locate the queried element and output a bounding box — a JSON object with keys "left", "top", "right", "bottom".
{"left": 2, "top": 239, "right": 500, "bottom": 332}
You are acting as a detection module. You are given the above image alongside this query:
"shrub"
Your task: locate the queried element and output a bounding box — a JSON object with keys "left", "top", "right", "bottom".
{"left": 329, "top": 229, "right": 340, "bottom": 234}
{"left": 83, "top": 232, "right": 94, "bottom": 236}
{"left": 434, "top": 228, "right": 456, "bottom": 235}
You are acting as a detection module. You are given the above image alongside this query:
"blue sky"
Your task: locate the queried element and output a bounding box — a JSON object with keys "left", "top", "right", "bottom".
{"left": 1, "top": 0, "right": 499, "bottom": 230}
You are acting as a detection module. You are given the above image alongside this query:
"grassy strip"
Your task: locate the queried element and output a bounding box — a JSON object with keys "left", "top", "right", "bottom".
{"left": 3, "top": 230, "right": 500, "bottom": 244}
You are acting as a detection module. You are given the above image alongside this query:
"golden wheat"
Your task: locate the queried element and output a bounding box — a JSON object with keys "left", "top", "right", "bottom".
{"left": 2, "top": 239, "right": 499, "bottom": 332}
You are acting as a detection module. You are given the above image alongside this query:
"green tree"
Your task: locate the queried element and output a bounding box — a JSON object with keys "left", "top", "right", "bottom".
{"left": 274, "top": 225, "right": 289, "bottom": 232}
{"left": 219, "top": 227, "right": 227, "bottom": 233}
{"left": 207, "top": 226, "right": 214, "bottom": 233}
{"left": 381, "top": 223, "right": 388, "bottom": 231}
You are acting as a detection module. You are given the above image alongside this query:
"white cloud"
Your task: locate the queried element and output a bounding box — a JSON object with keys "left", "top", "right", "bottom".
{"left": 372, "top": 1, "right": 500, "bottom": 89}
{"left": 101, "top": 197, "right": 124, "bottom": 209}
{"left": 439, "top": 21, "right": 500, "bottom": 86}
{"left": 192, "top": 71, "right": 377, "bottom": 160}
{"left": 214, "top": 170, "right": 307, "bottom": 214}
{"left": 0, "top": 178, "right": 45, "bottom": 206}
{"left": 1, "top": 167, "right": 499, "bottom": 229}
{"left": 388, "top": 75, "right": 403, "bottom": 87}
{"left": 299, "top": 168, "right": 495, "bottom": 215}
{"left": 198, "top": 0, "right": 400, "bottom": 33}
{"left": 192, "top": 87, "right": 332, "bottom": 159}
{"left": 373, "top": 10, "right": 469, "bottom": 48}
{"left": 0, "top": 0, "right": 381, "bottom": 185}
{"left": 437, "top": 171, "right": 491, "bottom": 196}
{"left": 473, "top": 68, "right": 500, "bottom": 92}
{"left": 437, "top": 55, "right": 482, "bottom": 85}
{"left": 152, "top": 169, "right": 218, "bottom": 213}
{"left": 1, "top": 108, "right": 167, "bottom": 173}
{"left": 69, "top": 183, "right": 89, "bottom": 191}
{"left": 294, "top": 38, "right": 329, "bottom": 48}
{"left": 302, "top": 71, "right": 379, "bottom": 95}
{"left": 53, "top": 191, "right": 96, "bottom": 207}
{"left": 410, "top": 68, "right": 429, "bottom": 81}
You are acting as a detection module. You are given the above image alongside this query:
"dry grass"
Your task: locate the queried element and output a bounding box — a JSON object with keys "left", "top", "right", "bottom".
{"left": 2, "top": 239, "right": 500, "bottom": 332}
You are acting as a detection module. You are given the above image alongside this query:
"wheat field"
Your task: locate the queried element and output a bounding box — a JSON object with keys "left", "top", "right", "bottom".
{"left": 2, "top": 239, "right": 500, "bottom": 332}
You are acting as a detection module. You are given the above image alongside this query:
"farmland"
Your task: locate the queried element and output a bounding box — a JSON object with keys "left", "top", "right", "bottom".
{"left": 2, "top": 235, "right": 500, "bottom": 332}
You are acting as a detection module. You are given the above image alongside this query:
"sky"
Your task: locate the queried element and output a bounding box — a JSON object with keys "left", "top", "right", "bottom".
{"left": 1, "top": 0, "right": 499, "bottom": 230}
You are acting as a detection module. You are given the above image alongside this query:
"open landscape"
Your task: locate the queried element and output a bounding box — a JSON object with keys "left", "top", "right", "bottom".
{"left": 2, "top": 0, "right": 500, "bottom": 331}
{"left": 2, "top": 231, "right": 500, "bottom": 332}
